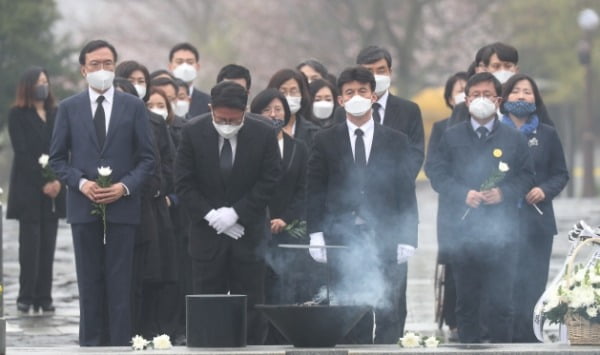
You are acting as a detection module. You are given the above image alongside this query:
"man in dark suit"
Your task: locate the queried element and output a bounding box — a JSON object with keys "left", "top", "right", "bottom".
{"left": 307, "top": 67, "right": 418, "bottom": 343}
{"left": 175, "top": 81, "right": 281, "bottom": 344}
{"left": 49, "top": 40, "right": 155, "bottom": 346}
{"left": 425, "top": 72, "right": 534, "bottom": 343}
{"left": 168, "top": 42, "right": 211, "bottom": 118}
{"left": 334, "top": 46, "right": 424, "bottom": 180}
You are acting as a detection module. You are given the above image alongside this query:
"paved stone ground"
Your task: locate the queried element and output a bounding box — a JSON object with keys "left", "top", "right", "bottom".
{"left": 2, "top": 183, "right": 600, "bottom": 350}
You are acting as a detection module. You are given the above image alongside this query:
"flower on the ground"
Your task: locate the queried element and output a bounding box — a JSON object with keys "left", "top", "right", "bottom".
{"left": 152, "top": 334, "right": 172, "bottom": 349}
{"left": 399, "top": 332, "right": 421, "bottom": 348}
{"left": 131, "top": 335, "right": 149, "bottom": 350}
{"left": 38, "top": 154, "right": 49, "bottom": 168}
{"left": 424, "top": 336, "right": 440, "bottom": 348}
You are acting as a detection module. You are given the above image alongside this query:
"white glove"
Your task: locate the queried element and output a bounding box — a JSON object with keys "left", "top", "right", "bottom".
{"left": 309, "top": 232, "right": 327, "bottom": 263}
{"left": 204, "top": 209, "right": 219, "bottom": 225}
{"left": 397, "top": 244, "right": 415, "bottom": 264}
{"left": 210, "top": 207, "right": 239, "bottom": 234}
{"left": 223, "top": 223, "right": 245, "bottom": 240}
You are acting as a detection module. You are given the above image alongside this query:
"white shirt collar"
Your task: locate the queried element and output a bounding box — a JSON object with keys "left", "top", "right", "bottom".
{"left": 88, "top": 85, "right": 114, "bottom": 104}
{"left": 470, "top": 117, "right": 495, "bottom": 133}
{"left": 377, "top": 90, "right": 389, "bottom": 110}
{"left": 347, "top": 117, "right": 375, "bottom": 135}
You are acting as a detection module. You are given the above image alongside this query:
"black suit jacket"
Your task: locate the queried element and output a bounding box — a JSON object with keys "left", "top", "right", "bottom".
{"left": 334, "top": 93, "right": 424, "bottom": 180}
{"left": 7, "top": 107, "right": 66, "bottom": 221}
{"left": 188, "top": 87, "right": 211, "bottom": 118}
{"left": 425, "top": 119, "right": 535, "bottom": 250}
{"left": 307, "top": 122, "right": 418, "bottom": 255}
{"left": 268, "top": 133, "right": 307, "bottom": 227}
{"left": 175, "top": 114, "right": 282, "bottom": 260}
{"left": 519, "top": 123, "right": 569, "bottom": 236}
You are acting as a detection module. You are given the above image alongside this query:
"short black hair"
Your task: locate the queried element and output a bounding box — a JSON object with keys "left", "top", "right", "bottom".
{"left": 482, "top": 42, "right": 519, "bottom": 66}
{"left": 309, "top": 78, "right": 338, "bottom": 100}
{"left": 250, "top": 88, "right": 291, "bottom": 125}
{"left": 150, "top": 77, "right": 178, "bottom": 97}
{"left": 466, "top": 61, "right": 478, "bottom": 78}
{"left": 210, "top": 81, "right": 248, "bottom": 111}
{"left": 474, "top": 44, "right": 493, "bottom": 66}
{"left": 356, "top": 45, "right": 392, "bottom": 68}
{"left": 216, "top": 64, "right": 252, "bottom": 90}
{"left": 115, "top": 60, "right": 150, "bottom": 101}
{"left": 113, "top": 77, "right": 138, "bottom": 97}
{"left": 337, "top": 66, "right": 376, "bottom": 94}
{"left": 169, "top": 42, "right": 199, "bottom": 62}
{"left": 297, "top": 59, "right": 329, "bottom": 79}
{"left": 150, "top": 69, "right": 175, "bottom": 81}
{"left": 464, "top": 72, "right": 502, "bottom": 97}
{"left": 443, "top": 71, "right": 468, "bottom": 109}
{"left": 499, "top": 73, "right": 544, "bottom": 115}
{"left": 79, "top": 39, "right": 117, "bottom": 65}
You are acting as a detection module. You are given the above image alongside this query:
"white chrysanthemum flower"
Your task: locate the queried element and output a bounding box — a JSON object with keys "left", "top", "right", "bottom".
{"left": 588, "top": 271, "right": 600, "bottom": 284}
{"left": 152, "top": 334, "right": 172, "bottom": 349}
{"left": 573, "top": 268, "right": 588, "bottom": 283}
{"left": 424, "top": 336, "right": 439, "bottom": 348}
{"left": 399, "top": 332, "right": 421, "bottom": 348}
{"left": 543, "top": 294, "right": 561, "bottom": 312}
{"left": 38, "top": 154, "right": 49, "bottom": 168}
{"left": 131, "top": 335, "right": 149, "bottom": 350}
{"left": 569, "top": 285, "right": 596, "bottom": 308}
{"left": 97, "top": 166, "right": 112, "bottom": 177}
{"left": 498, "top": 161, "right": 509, "bottom": 172}
{"left": 586, "top": 306, "right": 598, "bottom": 318}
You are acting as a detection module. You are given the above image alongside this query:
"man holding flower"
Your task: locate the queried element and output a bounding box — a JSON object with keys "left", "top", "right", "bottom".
{"left": 49, "top": 40, "right": 155, "bottom": 346}
{"left": 425, "top": 72, "right": 534, "bottom": 343}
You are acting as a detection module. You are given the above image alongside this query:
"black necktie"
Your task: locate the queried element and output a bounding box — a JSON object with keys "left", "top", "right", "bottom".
{"left": 372, "top": 102, "right": 382, "bottom": 124}
{"left": 220, "top": 139, "right": 233, "bottom": 181}
{"left": 94, "top": 96, "right": 106, "bottom": 147}
{"left": 476, "top": 126, "right": 488, "bottom": 141}
{"left": 354, "top": 128, "right": 366, "bottom": 168}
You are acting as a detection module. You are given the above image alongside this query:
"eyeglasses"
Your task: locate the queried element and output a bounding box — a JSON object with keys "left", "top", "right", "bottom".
{"left": 212, "top": 113, "right": 245, "bottom": 125}
{"left": 87, "top": 60, "right": 115, "bottom": 71}
{"left": 467, "top": 93, "right": 498, "bottom": 100}
{"left": 261, "top": 105, "right": 284, "bottom": 115}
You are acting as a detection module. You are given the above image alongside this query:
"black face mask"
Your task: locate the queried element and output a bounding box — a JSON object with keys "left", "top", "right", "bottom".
{"left": 34, "top": 85, "right": 49, "bottom": 101}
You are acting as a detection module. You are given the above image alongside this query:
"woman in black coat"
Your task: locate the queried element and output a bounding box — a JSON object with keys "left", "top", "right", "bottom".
{"left": 499, "top": 74, "right": 569, "bottom": 342}
{"left": 7, "top": 66, "right": 66, "bottom": 314}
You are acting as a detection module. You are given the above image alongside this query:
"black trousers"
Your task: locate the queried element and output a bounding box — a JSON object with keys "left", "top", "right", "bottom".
{"left": 191, "top": 241, "right": 267, "bottom": 345}
{"left": 17, "top": 208, "right": 58, "bottom": 307}
{"left": 453, "top": 242, "right": 517, "bottom": 343}
{"left": 512, "top": 228, "right": 553, "bottom": 342}
{"left": 442, "top": 264, "right": 458, "bottom": 329}
{"left": 72, "top": 222, "right": 135, "bottom": 346}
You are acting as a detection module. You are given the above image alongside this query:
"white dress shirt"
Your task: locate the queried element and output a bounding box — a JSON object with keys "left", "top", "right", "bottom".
{"left": 470, "top": 117, "right": 495, "bottom": 138}
{"left": 88, "top": 86, "right": 114, "bottom": 134}
{"left": 347, "top": 118, "right": 375, "bottom": 163}
{"left": 375, "top": 90, "right": 389, "bottom": 124}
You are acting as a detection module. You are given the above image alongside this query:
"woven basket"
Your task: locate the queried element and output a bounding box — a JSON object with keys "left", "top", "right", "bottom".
{"left": 565, "top": 312, "right": 600, "bottom": 345}
{"left": 565, "top": 238, "right": 600, "bottom": 345}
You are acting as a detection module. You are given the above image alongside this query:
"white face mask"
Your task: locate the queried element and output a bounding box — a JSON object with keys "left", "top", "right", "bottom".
{"left": 468, "top": 97, "right": 497, "bottom": 120}
{"left": 173, "top": 63, "right": 197, "bottom": 82}
{"left": 374, "top": 74, "right": 391, "bottom": 96}
{"left": 453, "top": 92, "right": 466, "bottom": 105}
{"left": 286, "top": 96, "right": 302, "bottom": 114}
{"left": 134, "top": 84, "right": 146, "bottom": 99}
{"left": 344, "top": 95, "right": 372, "bottom": 117}
{"left": 173, "top": 100, "right": 190, "bottom": 117}
{"left": 212, "top": 117, "right": 245, "bottom": 139}
{"left": 86, "top": 69, "right": 114, "bottom": 92}
{"left": 150, "top": 108, "right": 168, "bottom": 120}
{"left": 312, "top": 101, "right": 334, "bottom": 119}
{"left": 493, "top": 70, "right": 514, "bottom": 84}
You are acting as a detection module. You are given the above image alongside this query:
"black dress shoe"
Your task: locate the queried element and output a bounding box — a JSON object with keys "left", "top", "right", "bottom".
{"left": 17, "top": 302, "right": 31, "bottom": 313}
{"left": 33, "top": 303, "right": 55, "bottom": 313}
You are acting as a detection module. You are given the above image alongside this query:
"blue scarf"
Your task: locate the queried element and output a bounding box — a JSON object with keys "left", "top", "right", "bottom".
{"left": 501, "top": 114, "right": 539, "bottom": 137}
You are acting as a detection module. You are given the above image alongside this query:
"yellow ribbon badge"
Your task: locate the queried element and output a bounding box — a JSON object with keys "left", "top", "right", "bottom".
{"left": 493, "top": 148, "right": 503, "bottom": 158}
